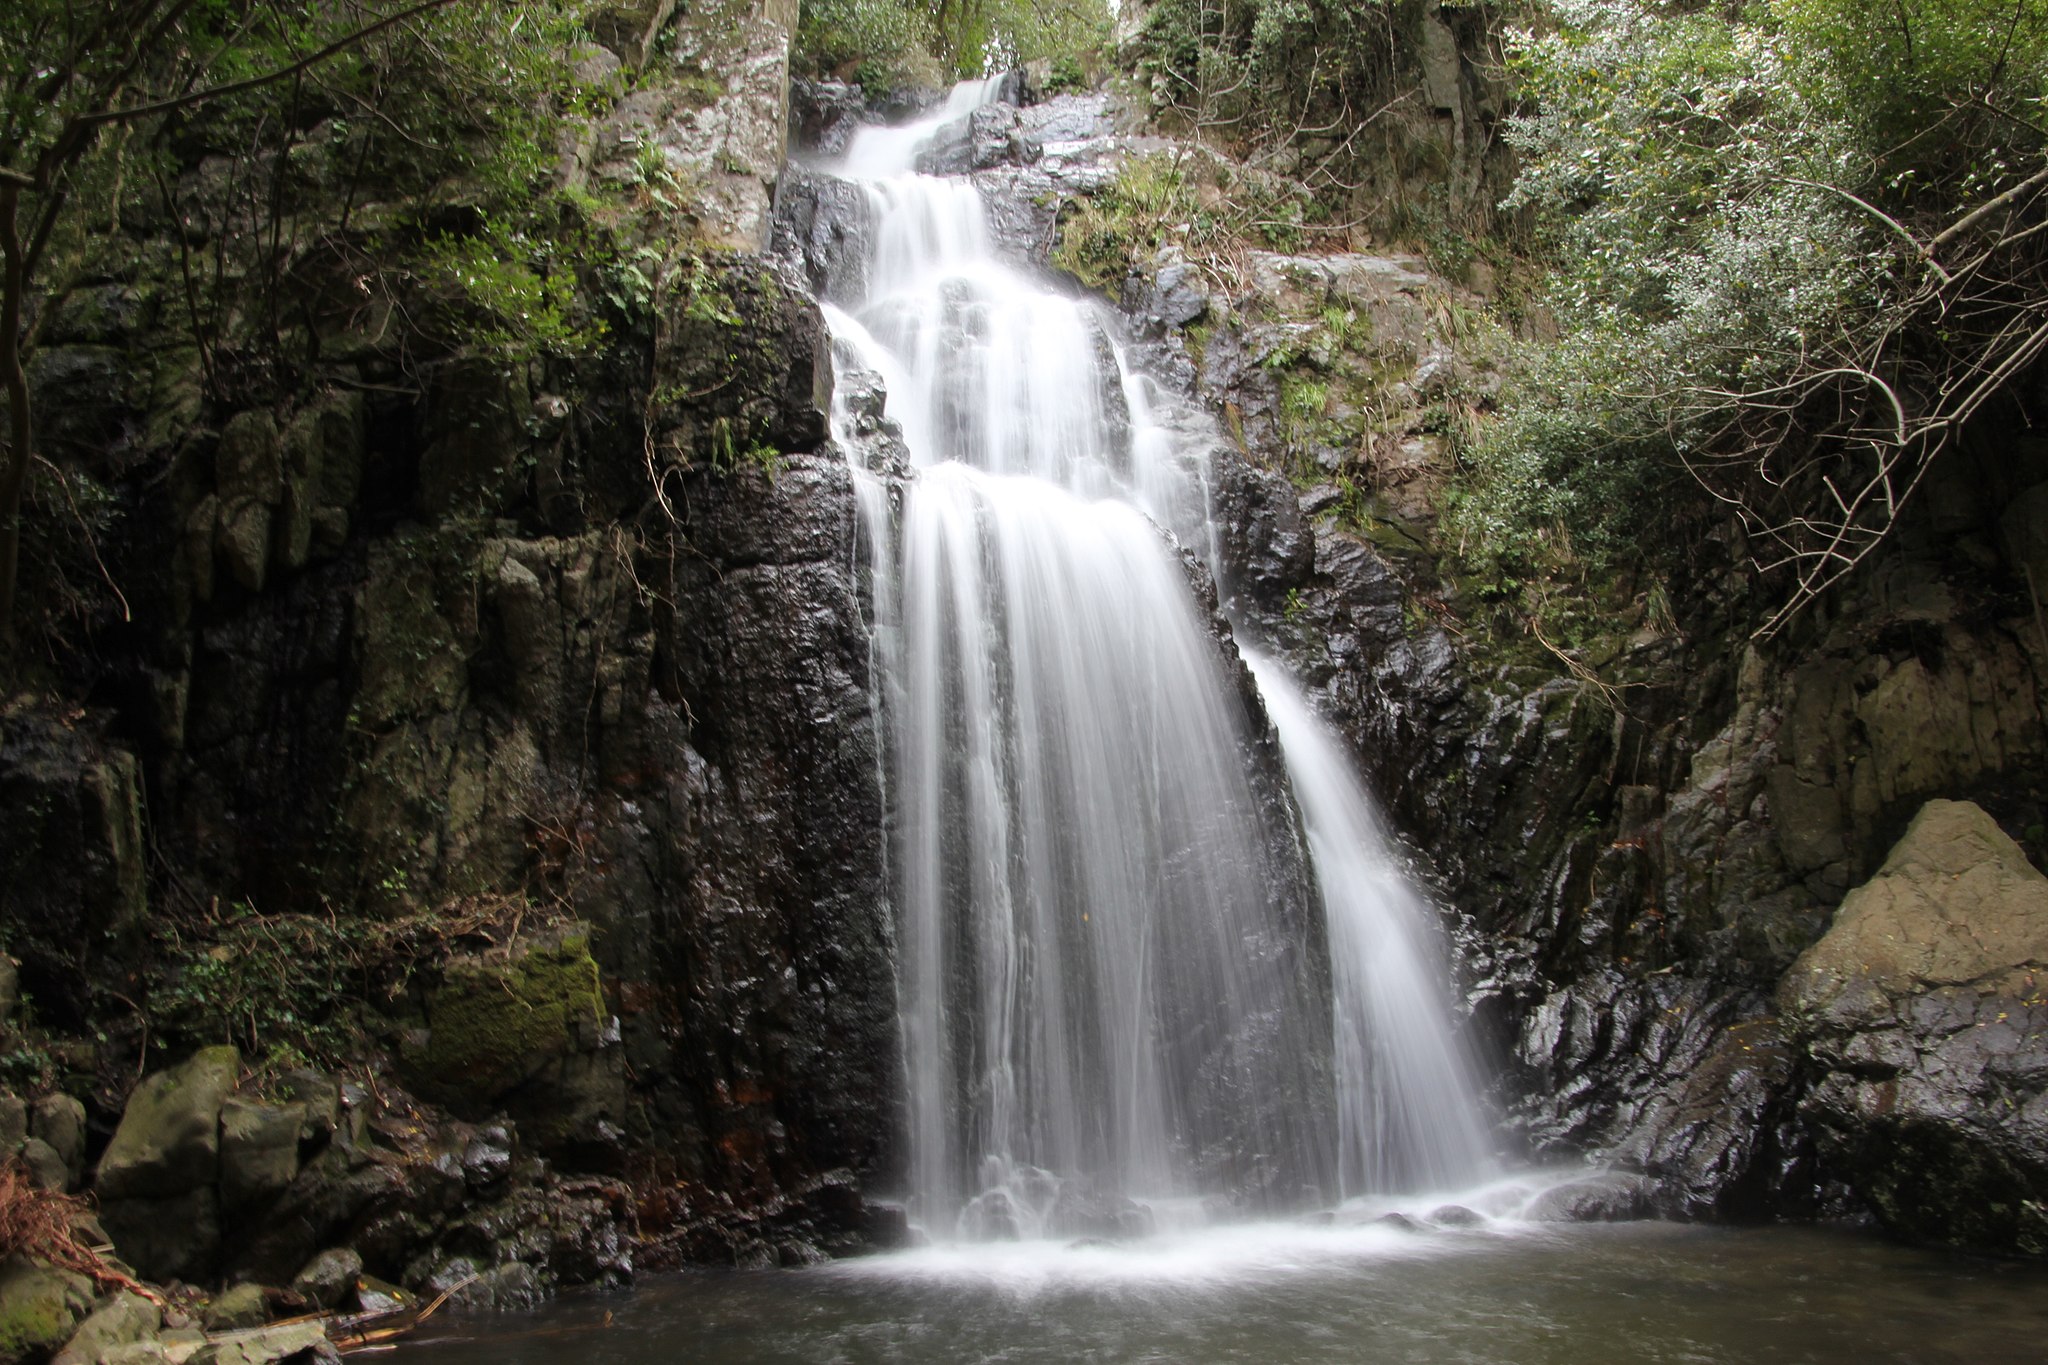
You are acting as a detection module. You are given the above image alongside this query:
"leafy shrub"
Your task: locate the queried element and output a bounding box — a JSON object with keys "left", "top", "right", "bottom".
{"left": 1451, "top": 0, "right": 2048, "bottom": 627}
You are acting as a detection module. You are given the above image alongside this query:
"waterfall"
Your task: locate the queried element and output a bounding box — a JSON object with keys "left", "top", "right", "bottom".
{"left": 815, "top": 81, "right": 1489, "bottom": 1240}
{"left": 1242, "top": 651, "right": 1495, "bottom": 1196}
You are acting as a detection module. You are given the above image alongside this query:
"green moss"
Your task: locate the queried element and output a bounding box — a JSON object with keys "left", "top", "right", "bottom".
{"left": 0, "top": 1262, "right": 89, "bottom": 1361}
{"left": 410, "top": 930, "right": 605, "bottom": 1103}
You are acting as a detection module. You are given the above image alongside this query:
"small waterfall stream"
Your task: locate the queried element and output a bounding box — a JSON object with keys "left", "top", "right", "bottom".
{"left": 816, "top": 81, "right": 1492, "bottom": 1240}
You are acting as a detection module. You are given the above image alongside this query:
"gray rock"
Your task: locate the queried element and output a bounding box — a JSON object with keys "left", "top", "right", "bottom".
{"left": 1525, "top": 1174, "right": 1658, "bottom": 1223}
{"left": 0, "top": 1095, "right": 25, "bottom": 1154}
{"left": 219, "top": 1098, "right": 303, "bottom": 1212}
{"left": 287, "top": 1249, "right": 361, "bottom": 1312}
{"left": 98, "top": 1187, "right": 222, "bottom": 1285}
{"left": 98, "top": 1345, "right": 170, "bottom": 1365}
{"left": 1781, "top": 800, "right": 2048, "bottom": 1252}
{"left": 30, "top": 1096, "right": 88, "bottom": 1189}
{"left": 18, "top": 1138, "right": 71, "bottom": 1193}
{"left": 0, "top": 1258, "right": 96, "bottom": 1363}
{"left": 52, "top": 1291, "right": 162, "bottom": 1365}
{"left": 200, "top": 1283, "right": 270, "bottom": 1332}
{"left": 96, "top": 1046, "right": 240, "bottom": 1199}
{"left": 185, "top": 1320, "right": 329, "bottom": 1365}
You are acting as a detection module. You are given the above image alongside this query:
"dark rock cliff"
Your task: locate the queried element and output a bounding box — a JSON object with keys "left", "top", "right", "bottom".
{"left": 1123, "top": 174, "right": 2048, "bottom": 1248}
{"left": 0, "top": 0, "right": 906, "bottom": 1291}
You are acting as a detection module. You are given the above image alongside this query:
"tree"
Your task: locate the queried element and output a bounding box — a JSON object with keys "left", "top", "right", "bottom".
{"left": 0, "top": 0, "right": 469, "bottom": 645}
{"left": 1461, "top": 0, "right": 2048, "bottom": 636}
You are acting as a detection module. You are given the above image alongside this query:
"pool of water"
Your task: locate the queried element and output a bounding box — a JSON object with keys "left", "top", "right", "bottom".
{"left": 402, "top": 1215, "right": 2048, "bottom": 1364}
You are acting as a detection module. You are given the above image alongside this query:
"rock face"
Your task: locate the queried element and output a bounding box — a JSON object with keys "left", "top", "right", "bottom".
{"left": 0, "top": 704, "right": 148, "bottom": 1029}
{"left": 1781, "top": 800, "right": 2048, "bottom": 1251}
{"left": 1070, "top": 76, "right": 2048, "bottom": 1246}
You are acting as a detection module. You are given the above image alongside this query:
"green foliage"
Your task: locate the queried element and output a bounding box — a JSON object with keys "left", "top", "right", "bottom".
{"left": 1052, "top": 153, "right": 1198, "bottom": 292}
{"left": 415, "top": 216, "right": 606, "bottom": 361}
{"left": 1052, "top": 152, "right": 1313, "bottom": 299}
{"left": 1132, "top": 0, "right": 1396, "bottom": 139}
{"left": 797, "top": 0, "right": 940, "bottom": 92}
{"left": 795, "top": 0, "right": 1110, "bottom": 88}
{"left": 1450, "top": 0, "right": 2048, "bottom": 596}
{"left": 146, "top": 905, "right": 361, "bottom": 1066}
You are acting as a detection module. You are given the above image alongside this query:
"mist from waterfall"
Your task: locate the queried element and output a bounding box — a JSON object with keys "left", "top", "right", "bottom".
{"left": 817, "top": 80, "right": 1491, "bottom": 1240}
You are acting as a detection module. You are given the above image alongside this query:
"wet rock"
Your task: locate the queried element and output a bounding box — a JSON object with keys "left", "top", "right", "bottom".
{"left": 51, "top": 1290, "right": 161, "bottom": 1365}
{"left": 1525, "top": 1174, "right": 1657, "bottom": 1223}
{"left": 288, "top": 1249, "right": 361, "bottom": 1312}
{"left": 1132, "top": 255, "right": 1209, "bottom": 331}
{"left": 0, "top": 1259, "right": 96, "bottom": 1364}
{"left": 1211, "top": 456, "right": 1313, "bottom": 610}
{"left": 1426, "top": 1204, "right": 1483, "bottom": 1227}
{"left": 1781, "top": 800, "right": 2048, "bottom": 1252}
{"left": 397, "top": 929, "right": 623, "bottom": 1157}
{"left": 460, "top": 1128, "right": 515, "bottom": 1192}
{"left": 791, "top": 79, "right": 867, "bottom": 157}
{"left": 201, "top": 1284, "right": 271, "bottom": 1332}
{"left": 1046, "top": 1185, "right": 1156, "bottom": 1241}
{"left": 220, "top": 1147, "right": 401, "bottom": 1288}
{"left": 1370, "top": 1212, "right": 1423, "bottom": 1232}
{"left": 772, "top": 169, "right": 871, "bottom": 303}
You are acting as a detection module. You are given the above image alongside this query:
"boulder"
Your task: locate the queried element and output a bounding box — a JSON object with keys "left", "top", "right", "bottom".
{"left": 0, "top": 1258, "right": 96, "bottom": 1365}
{"left": 185, "top": 1321, "right": 329, "bottom": 1365}
{"left": 200, "top": 1284, "right": 270, "bottom": 1333}
{"left": 0, "top": 1097, "right": 25, "bottom": 1155}
{"left": 0, "top": 708, "right": 149, "bottom": 1027}
{"left": 30, "top": 1096, "right": 88, "bottom": 1190}
{"left": 1524, "top": 1173, "right": 1657, "bottom": 1223}
{"left": 18, "top": 1139, "right": 70, "bottom": 1193}
{"left": 398, "top": 930, "right": 624, "bottom": 1155}
{"left": 286, "top": 1250, "right": 360, "bottom": 1312}
{"left": 52, "top": 1291, "right": 161, "bottom": 1365}
{"left": 219, "top": 1099, "right": 303, "bottom": 1212}
{"left": 97, "top": 1188, "right": 221, "bottom": 1286}
{"left": 96, "top": 1047, "right": 240, "bottom": 1199}
{"left": 1780, "top": 799, "right": 2048, "bottom": 1252}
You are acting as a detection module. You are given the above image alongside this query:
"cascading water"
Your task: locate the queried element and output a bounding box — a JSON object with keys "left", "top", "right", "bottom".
{"left": 1242, "top": 650, "right": 1495, "bottom": 1197}
{"left": 814, "top": 81, "right": 1489, "bottom": 1240}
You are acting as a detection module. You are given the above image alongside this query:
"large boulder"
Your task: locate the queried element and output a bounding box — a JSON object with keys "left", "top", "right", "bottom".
{"left": 218, "top": 1098, "right": 304, "bottom": 1213}
{"left": 0, "top": 1259, "right": 95, "bottom": 1365}
{"left": 97, "top": 1046, "right": 240, "bottom": 1282}
{"left": 51, "top": 1291, "right": 161, "bottom": 1365}
{"left": 96, "top": 1047, "right": 240, "bottom": 1199}
{"left": 1780, "top": 799, "right": 2048, "bottom": 1252}
{"left": 396, "top": 928, "right": 624, "bottom": 1157}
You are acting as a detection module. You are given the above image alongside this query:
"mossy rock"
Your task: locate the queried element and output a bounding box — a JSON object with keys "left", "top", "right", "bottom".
{"left": 0, "top": 1257, "right": 94, "bottom": 1365}
{"left": 401, "top": 928, "right": 608, "bottom": 1115}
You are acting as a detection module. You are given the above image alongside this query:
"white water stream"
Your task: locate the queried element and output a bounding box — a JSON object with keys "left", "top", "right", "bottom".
{"left": 818, "top": 81, "right": 1493, "bottom": 1242}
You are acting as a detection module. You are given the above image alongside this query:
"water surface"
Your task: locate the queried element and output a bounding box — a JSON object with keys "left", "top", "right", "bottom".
{"left": 404, "top": 1220, "right": 2048, "bottom": 1364}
